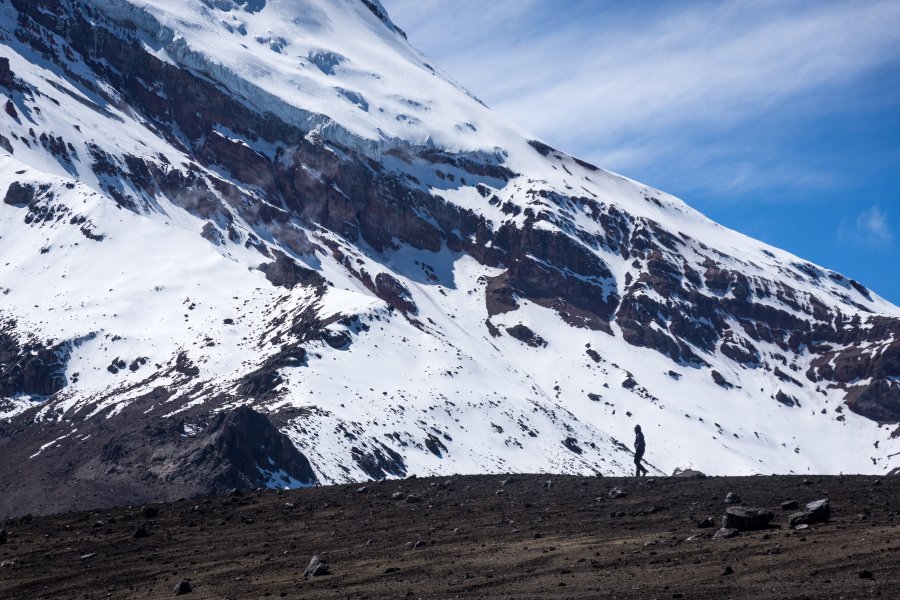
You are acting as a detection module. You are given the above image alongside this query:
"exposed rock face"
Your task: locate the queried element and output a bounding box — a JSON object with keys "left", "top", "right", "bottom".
{"left": 0, "top": 57, "right": 14, "bottom": 89}
{"left": 260, "top": 251, "right": 325, "bottom": 290}
{"left": 374, "top": 273, "right": 417, "bottom": 314}
{"left": 3, "top": 182, "right": 35, "bottom": 207}
{"left": 150, "top": 406, "right": 318, "bottom": 490}
{"left": 0, "top": 326, "right": 70, "bottom": 397}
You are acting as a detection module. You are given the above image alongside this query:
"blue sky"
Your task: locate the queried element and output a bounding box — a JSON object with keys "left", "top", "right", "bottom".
{"left": 381, "top": 0, "right": 900, "bottom": 304}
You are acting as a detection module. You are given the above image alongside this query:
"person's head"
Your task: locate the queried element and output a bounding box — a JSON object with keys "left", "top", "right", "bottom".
{"left": 634, "top": 424, "right": 641, "bottom": 433}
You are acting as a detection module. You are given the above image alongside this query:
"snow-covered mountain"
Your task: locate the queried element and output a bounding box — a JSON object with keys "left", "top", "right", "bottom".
{"left": 1, "top": 0, "right": 899, "bottom": 513}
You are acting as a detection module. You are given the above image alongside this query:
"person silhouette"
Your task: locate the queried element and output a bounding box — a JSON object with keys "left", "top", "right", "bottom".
{"left": 633, "top": 424, "right": 648, "bottom": 476}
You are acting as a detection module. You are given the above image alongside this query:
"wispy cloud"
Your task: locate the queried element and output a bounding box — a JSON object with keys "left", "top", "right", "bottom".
{"left": 384, "top": 0, "right": 900, "bottom": 192}
{"left": 839, "top": 205, "right": 895, "bottom": 250}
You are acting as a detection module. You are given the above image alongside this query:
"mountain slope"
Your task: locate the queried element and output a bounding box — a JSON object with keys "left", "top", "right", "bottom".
{"left": 1, "top": 0, "right": 899, "bottom": 514}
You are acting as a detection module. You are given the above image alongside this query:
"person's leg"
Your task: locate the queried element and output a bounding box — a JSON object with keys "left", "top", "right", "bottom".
{"left": 634, "top": 455, "right": 641, "bottom": 477}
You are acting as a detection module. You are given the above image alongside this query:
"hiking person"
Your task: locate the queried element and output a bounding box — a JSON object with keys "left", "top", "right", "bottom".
{"left": 634, "top": 424, "right": 648, "bottom": 476}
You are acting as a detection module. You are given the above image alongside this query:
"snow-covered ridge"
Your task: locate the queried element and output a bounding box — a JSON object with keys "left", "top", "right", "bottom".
{"left": 89, "top": 0, "right": 520, "bottom": 159}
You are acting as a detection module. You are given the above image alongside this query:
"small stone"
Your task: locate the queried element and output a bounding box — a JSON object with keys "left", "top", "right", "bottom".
{"left": 141, "top": 506, "right": 159, "bottom": 518}
{"left": 304, "top": 555, "right": 330, "bottom": 577}
{"left": 722, "top": 566, "right": 734, "bottom": 576}
{"left": 543, "top": 480, "right": 553, "bottom": 489}
{"left": 780, "top": 500, "right": 799, "bottom": 510}
{"left": 859, "top": 570, "right": 873, "bottom": 579}
{"left": 405, "top": 494, "right": 422, "bottom": 504}
{"left": 696, "top": 517, "right": 716, "bottom": 529}
{"left": 132, "top": 527, "right": 150, "bottom": 539}
{"left": 608, "top": 487, "right": 627, "bottom": 499}
{"left": 391, "top": 491, "right": 404, "bottom": 500}
{"left": 173, "top": 579, "right": 192, "bottom": 595}
{"left": 356, "top": 486, "right": 369, "bottom": 494}
{"left": 80, "top": 553, "right": 97, "bottom": 560}
{"left": 724, "top": 492, "right": 740, "bottom": 504}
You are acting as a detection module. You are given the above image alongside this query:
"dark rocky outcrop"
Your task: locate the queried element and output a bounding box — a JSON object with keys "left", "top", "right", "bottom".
{"left": 351, "top": 444, "right": 407, "bottom": 480}
{"left": 0, "top": 57, "right": 14, "bottom": 89}
{"left": 505, "top": 324, "right": 547, "bottom": 348}
{"left": 148, "top": 406, "right": 318, "bottom": 491}
{"left": 374, "top": 272, "right": 417, "bottom": 314}
{"left": 0, "top": 327, "right": 70, "bottom": 397}
{"left": 3, "top": 182, "right": 35, "bottom": 207}
{"left": 260, "top": 251, "right": 325, "bottom": 290}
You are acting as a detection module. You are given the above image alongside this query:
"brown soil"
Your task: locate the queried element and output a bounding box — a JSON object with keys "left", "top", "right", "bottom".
{"left": 1, "top": 475, "right": 897, "bottom": 599}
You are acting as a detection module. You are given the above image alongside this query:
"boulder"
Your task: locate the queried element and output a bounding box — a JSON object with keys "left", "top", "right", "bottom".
{"left": 788, "top": 499, "right": 830, "bottom": 527}
{"left": 722, "top": 506, "right": 774, "bottom": 531}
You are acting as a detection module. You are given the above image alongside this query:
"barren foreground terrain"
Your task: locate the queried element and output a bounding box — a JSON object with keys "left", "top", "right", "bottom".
{"left": 1, "top": 475, "right": 898, "bottom": 599}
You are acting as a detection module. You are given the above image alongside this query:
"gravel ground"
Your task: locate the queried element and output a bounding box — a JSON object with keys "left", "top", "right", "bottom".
{"left": 1, "top": 474, "right": 898, "bottom": 599}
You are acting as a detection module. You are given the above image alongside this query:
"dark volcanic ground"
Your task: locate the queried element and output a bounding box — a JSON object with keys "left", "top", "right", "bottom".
{"left": 1, "top": 475, "right": 898, "bottom": 599}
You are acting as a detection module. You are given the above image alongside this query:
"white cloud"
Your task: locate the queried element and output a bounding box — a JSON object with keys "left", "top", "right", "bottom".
{"left": 383, "top": 0, "right": 900, "bottom": 189}
{"left": 839, "top": 205, "right": 894, "bottom": 249}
